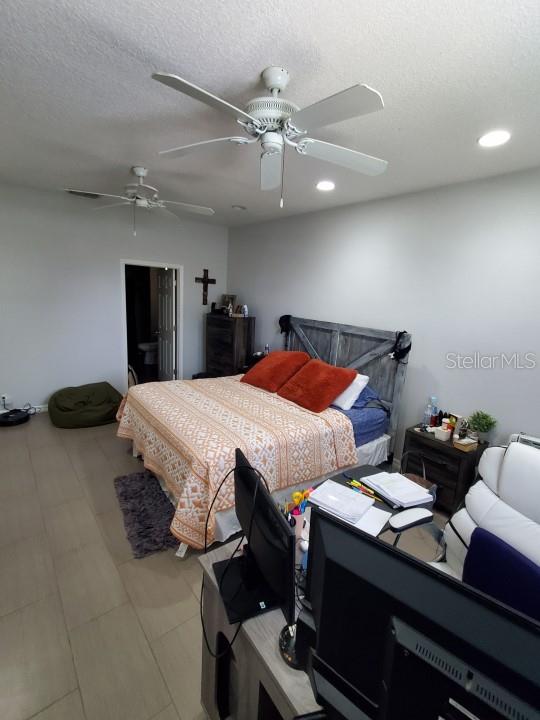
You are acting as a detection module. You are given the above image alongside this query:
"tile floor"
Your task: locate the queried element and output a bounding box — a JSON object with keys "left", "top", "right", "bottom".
{"left": 0, "top": 413, "right": 443, "bottom": 720}
{"left": 0, "top": 413, "right": 203, "bottom": 720}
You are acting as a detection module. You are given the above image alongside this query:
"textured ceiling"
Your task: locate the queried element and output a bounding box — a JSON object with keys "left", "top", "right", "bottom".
{"left": 1, "top": 0, "right": 539, "bottom": 226}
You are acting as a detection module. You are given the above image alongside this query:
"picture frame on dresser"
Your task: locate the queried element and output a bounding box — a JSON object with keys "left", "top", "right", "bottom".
{"left": 221, "top": 293, "right": 237, "bottom": 308}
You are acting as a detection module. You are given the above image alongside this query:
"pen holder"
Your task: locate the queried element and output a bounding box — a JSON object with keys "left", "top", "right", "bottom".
{"left": 293, "top": 512, "right": 306, "bottom": 542}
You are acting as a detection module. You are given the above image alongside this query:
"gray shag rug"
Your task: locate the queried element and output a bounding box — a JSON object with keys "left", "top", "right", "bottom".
{"left": 114, "top": 470, "right": 178, "bottom": 559}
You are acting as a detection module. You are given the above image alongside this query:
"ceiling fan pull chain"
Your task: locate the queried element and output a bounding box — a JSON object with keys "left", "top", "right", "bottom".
{"left": 132, "top": 202, "right": 137, "bottom": 237}
{"left": 280, "top": 145, "right": 285, "bottom": 209}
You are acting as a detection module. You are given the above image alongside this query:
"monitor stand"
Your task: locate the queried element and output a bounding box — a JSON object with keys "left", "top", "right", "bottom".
{"left": 213, "top": 548, "right": 280, "bottom": 625}
{"left": 279, "top": 624, "right": 301, "bottom": 669}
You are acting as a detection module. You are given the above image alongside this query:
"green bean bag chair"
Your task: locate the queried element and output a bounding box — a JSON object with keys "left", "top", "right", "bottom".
{"left": 48, "top": 382, "right": 122, "bottom": 429}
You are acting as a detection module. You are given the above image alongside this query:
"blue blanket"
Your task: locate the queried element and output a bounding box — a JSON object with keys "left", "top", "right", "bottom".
{"left": 333, "top": 385, "right": 389, "bottom": 447}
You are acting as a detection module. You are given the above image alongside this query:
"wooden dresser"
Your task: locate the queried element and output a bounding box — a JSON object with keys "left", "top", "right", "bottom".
{"left": 402, "top": 426, "right": 488, "bottom": 514}
{"left": 205, "top": 314, "right": 255, "bottom": 377}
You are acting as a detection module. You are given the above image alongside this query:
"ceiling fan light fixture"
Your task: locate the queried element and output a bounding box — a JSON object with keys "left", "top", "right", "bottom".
{"left": 316, "top": 180, "right": 335, "bottom": 192}
{"left": 478, "top": 129, "right": 511, "bottom": 148}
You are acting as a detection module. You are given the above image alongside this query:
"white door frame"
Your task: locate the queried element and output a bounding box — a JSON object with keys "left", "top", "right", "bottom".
{"left": 120, "top": 259, "right": 184, "bottom": 392}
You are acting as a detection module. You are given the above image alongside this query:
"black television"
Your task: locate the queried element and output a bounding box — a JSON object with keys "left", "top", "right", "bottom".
{"left": 212, "top": 449, "right": 296, "bottom": 646}
{"left": 307, "top": 506, "right": 540, "bottom": 720}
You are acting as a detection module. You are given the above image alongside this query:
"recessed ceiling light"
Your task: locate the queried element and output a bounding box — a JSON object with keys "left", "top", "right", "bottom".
{"left": 231, "top": 204, "right": 247, "bottom": 211}
{"left": 478, "top": 129, "right": 511, "bottom": 148}
{"left": 316, "top": 180, "right": 335, "bottom": 192}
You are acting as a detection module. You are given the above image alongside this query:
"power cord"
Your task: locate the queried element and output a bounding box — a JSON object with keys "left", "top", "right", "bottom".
{"left": 295, "top": 568, "right": 307, "bottom": 612}
{"left": 217, "top": 473, "right": 262, "bottom": 598}
{"left": 199, "top": 462, "right": 270, "bottom": 660}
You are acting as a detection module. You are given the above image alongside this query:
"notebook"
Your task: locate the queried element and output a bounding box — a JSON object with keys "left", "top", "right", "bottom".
{"left": 355, "top": 506, "right": 392, "bottom": 536}
{"left": 308, "top": 479, "right": 374, "bottom": 524}
{"left": 362, "top": 471, "right": 432, "bottom": 508}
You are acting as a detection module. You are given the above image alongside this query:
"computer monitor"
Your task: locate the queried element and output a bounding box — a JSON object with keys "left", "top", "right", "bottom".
{"left": 212, "top": 449, "right": 296, "bottom": 633}
{"left": 307, "top": 507, "right": 540, "bottom": 720}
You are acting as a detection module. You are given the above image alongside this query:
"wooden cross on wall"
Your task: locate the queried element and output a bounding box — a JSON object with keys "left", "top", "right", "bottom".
{"left": 195, "top": 268, "right": 216, "bottom": 305}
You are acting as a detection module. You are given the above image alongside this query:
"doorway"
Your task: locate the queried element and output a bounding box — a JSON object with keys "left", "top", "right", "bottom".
{"left": 121, "top": 261, "right": 181, "bottom": 386}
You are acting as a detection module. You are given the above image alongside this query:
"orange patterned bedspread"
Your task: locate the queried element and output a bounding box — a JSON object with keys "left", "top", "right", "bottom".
{"left": 117, "top": 376, "right": 357, "bottom": 548}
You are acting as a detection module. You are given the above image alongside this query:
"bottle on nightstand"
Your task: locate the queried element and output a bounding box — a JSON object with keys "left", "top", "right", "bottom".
{"left": 423, "top": 397, "right": 433, "bottom": 426}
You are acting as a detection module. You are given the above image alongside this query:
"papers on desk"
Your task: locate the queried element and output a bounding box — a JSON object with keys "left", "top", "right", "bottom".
{"left": 354, "top": 506, "right": 392, "bottom": 536}
{"left": 309, "top": 480, "right": 374, "bottom": 524}
{"left": 363, "top": 471, "right": 432, "bottom": 508}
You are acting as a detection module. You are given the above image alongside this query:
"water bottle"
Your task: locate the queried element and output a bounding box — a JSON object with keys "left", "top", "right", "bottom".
{"left": 430, "top": 396, "right": 438, "bottom": 427}
{"left": 264, "top": 344, "right": 270, "bottom": 356}
{"left": 423, "top": 399, "right": 432, "bottom": 426}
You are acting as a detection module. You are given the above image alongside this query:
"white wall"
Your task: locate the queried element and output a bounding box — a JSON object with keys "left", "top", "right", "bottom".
{"left": 228, "top": 168, "right": 540, "bottom": 453}
{"left": 0, "top": 185, "right": 228, "bottom": 406}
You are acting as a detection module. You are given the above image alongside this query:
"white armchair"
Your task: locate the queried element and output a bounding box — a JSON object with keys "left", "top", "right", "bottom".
{"left": 432, "top": 441, "right": 540, "bottom": 579}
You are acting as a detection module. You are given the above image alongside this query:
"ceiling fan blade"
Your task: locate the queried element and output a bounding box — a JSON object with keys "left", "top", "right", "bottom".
{"left": 159, "top": 136, "right": 253, "bottom": 159}
{"left": 296, "top": 138, "right": 388, "bottom": 176}
{"left": 160, "top": 207, "right": 183, "bottom": 221}
{"left": 65, "top": 189, "right": 130, "bottom": 201}
{"left": 260, "top": 151, "right": 282, "bottom": 191}
{"left": 93, "top": 202, "right": 132, "bottom": 210}
{"left": 152, "top": 72, "right": 260, "bottom": 125}
{"left": 288, "top": 84, "right": 384, "bottom": 133}
{"left": 161, "top": 200, "right": 215, "bottom": 216}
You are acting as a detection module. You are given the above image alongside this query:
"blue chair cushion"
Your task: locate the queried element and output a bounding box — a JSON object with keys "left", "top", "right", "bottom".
{"left": 463, "top": 527, "right": 540, "bottom": 622}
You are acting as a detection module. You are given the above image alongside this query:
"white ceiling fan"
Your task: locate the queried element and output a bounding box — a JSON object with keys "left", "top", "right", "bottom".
{"left": 65, "top": 166, "right": 215, "bottom": 235}
{"left": 153, "top": 66, "right": 388, "bottom": 207}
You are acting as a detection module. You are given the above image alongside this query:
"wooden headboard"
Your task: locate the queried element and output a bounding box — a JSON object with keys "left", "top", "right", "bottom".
{"left": 284, "top": 316, "right": 411, "bottom": 451}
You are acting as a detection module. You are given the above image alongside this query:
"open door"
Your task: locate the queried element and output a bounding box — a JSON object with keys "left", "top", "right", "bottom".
{"left": 157, "top": 268, "right": 176, "bottom": 380}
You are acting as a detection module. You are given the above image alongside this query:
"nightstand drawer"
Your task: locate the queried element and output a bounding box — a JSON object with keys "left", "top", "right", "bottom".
{"left": 404, "top": 444, "right": 459, "bottom": 476}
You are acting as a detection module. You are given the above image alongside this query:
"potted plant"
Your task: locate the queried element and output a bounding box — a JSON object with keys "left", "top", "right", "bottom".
{"left": 468, "top": 410, "right": 497, "bottom": 443}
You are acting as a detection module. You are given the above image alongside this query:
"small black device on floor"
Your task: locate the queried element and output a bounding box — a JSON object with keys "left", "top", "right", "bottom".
{"left": 0, "top": 408, "right": 31, "bottom": 427}
{"left": 212, "top": 448, "right": 298, "bottom": 666}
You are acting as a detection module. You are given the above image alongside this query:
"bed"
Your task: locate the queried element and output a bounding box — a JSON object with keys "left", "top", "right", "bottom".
{"left": 117, "top": 316, "right": 411, "bottom": 549}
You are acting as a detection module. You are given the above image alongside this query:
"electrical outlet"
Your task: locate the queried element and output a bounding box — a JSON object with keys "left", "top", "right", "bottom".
{"left": 0, "top": 394, "right": 11, "bottom": 412}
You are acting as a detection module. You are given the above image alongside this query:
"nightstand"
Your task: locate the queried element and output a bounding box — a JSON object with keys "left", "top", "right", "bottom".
{"left": 401, "top": 426, "right": 488, "bottom": 514}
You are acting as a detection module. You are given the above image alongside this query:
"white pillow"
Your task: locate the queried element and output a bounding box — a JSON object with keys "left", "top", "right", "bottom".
{"left": 332, "top": 373, "right": 370, "bottom": 411}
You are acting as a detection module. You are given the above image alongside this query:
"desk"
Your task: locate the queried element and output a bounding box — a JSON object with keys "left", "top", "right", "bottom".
{"left": 199, "top": 542, "right": 322, "bottom": 720}
{"left": 199, "top": 464, "right": 432, "bottom": 719}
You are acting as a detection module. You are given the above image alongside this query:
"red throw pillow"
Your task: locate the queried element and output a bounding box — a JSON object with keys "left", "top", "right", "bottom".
{"left": 277, "top": 359, "right": 357, "bottom": 413}
{"left": 241, "top": 351, "right": 311, "bottom": 393}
